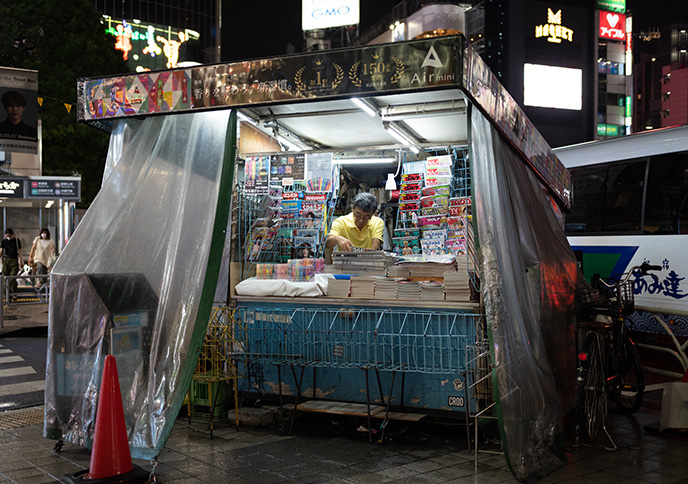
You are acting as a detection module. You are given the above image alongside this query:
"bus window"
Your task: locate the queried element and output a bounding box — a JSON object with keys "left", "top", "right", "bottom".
{"left": 566, "top": 166, "right": 606, "bottom": 232}
{"left": 602, "top": 161, "right": 645, "bottom": 232}
{"left": 644, "top": 153, "right": 688, "bottom": 234}
{"left": 566, "top": 160, "right": 645, "bottom": 234}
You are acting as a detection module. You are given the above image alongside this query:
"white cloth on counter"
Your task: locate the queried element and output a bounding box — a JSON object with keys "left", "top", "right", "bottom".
{"left": 235, "top": 273, "right": 333, "bottom": 297}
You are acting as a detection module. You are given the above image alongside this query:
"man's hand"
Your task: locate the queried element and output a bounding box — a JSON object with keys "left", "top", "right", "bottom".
{"left": 327, "top": 235, "right": 353, "bottom": 251}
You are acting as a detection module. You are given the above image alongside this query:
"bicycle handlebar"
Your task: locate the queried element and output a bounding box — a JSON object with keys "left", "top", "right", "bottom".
{"left": 592, "top": 262, "right": 661, "bottom": 289}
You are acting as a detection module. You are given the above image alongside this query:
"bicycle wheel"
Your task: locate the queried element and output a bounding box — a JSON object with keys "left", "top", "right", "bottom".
{"left": 576, "top": 332, "right": 605, "bottom": 443}
{"left": 614, "top": 333, "right": 645, "bottom": 414}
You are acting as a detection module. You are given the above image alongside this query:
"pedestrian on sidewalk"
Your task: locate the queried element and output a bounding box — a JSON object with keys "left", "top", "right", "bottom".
{"left": 0, "top": 228, "right": 23, "bottom": 299}
{"left": 28, "top": 227, "right": 56, "bottom": 286}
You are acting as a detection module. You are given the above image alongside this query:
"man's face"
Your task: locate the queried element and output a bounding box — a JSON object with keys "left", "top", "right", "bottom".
{"left": 5, "top": 103, "right": 25, "bottom": 125}
{"left": 352, "top": 207, "right": 374, "bottom": 230}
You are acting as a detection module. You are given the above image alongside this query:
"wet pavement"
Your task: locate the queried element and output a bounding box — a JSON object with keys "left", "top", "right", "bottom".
{"left": 1, "top": 304, "right": 687, "bottom": 483}
{"left": 0, "top": 392, "right": 687, "bottom": 483}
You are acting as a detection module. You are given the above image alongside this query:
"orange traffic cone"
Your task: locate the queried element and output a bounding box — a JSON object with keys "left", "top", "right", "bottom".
{"left": 63, "top": 355, "right": 150, "bottom": 483}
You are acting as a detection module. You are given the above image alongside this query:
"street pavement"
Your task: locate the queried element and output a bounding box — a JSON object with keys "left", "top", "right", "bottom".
{"left": 1, "top": 304, "right": 687, "bottom": 483}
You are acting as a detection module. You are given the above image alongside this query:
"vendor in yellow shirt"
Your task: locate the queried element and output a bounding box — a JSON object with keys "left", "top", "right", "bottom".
{"left": 326, "top": 193, "right": 384, "bottom": 251}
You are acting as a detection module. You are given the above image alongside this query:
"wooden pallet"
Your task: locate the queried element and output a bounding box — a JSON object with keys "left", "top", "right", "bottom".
{"left": 296, "top": 400, "right": 425, "bottom": 421}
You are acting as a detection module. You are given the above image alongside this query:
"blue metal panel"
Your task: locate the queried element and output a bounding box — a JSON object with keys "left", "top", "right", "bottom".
{"left": 235, "top": 301, "right": 482, "bottom": 413}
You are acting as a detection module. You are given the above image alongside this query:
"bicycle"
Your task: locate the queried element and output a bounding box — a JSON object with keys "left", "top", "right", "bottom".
{"left": 575, "top": 262, "right": 661, "bottom": 445}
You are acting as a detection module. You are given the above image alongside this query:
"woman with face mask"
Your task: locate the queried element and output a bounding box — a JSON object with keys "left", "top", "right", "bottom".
{"left": 28, "top": 227, "right": 57, "bottom": 285}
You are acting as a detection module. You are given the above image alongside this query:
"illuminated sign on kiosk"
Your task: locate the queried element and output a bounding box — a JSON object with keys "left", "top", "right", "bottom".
{"left": 535, "top": 8, "right": 574, "bottom": 43}
{"left": 599, "top": 11, "right": 626, "bottom": 40}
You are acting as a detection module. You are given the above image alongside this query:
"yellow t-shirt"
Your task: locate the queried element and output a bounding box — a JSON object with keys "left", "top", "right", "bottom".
{"left": 329, "top": 212, "right": 384, "bottom": 249}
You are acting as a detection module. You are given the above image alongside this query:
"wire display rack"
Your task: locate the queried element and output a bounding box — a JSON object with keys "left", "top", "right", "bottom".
{"left": 191, "top": 306, "right": 247, "bottom": 434}
{"left": 465, "top": 340, "right": 500, "bottom": 468}
{"left": 238, "top": 307, "right": 482, "bottom": 374}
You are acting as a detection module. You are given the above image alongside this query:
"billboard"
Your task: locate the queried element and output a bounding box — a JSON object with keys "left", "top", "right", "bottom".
{"left": 599, "top": 10, "right": 626, "bottom": 40}
{"left": 0, "top": 67, "right": 39, "bottom": 155}
{"left": 102, "top": 16, "right": 200, "bottom": 72}
{"left": 597, "top": 0, "right": 625, "bottom": 13}
{"left": 302, "top": 0, "right": 360, "bottom": 31}
{"left": 523, "top": 63, "right": 582, "bottom": 110}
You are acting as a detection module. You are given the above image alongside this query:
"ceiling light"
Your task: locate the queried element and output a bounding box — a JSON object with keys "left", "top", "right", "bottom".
{"left": 384, "top": 124, "right": 420, "bottom": 153}
{"left": 277, "top": 136, "right": 301, "bottom": 152}
{"left": 351, "top": 97, "right": 377, "bottom": 116}
{"left": 45, "top": 200, "right": 54, "bottom": 208}
{"left": 333, "top": 157, "right": 396, "bottom": 165}
{"left": 237, "top": 111, "right": 258, "bottom": 126}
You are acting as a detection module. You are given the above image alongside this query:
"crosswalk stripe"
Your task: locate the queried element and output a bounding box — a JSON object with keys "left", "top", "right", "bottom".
{"left": 0, "top": 355, "right": 24, "bottom": 364}
{"left": 0, "top": 379, "right": 45, "bottom": 397}
{"left": 0, "top": 349, "right": 11, "bottom": 354}
{"left": 0, "top": 366, "right": 37, "bottom": 378}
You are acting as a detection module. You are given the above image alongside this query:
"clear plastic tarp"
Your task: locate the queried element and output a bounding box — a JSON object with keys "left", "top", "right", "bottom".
{"left": 44, "top": 110, "right": 235, "bottom": 459}
{"left": 471, "top": 109, "right": 578, "bottom": 481}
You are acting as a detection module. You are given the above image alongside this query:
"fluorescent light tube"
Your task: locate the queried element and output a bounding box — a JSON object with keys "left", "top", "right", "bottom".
{"left": 351, "top": 97, "right": 377, "bottom": 116}
{"left": 237, "top": 111, "right": 258, "bottom": 126}
{"left": 333, "top": 157, "right": 396, "bottom": 165}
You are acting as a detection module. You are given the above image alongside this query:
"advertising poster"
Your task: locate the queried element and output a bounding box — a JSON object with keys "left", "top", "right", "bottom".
{"left": 244, "top": 155, "right": 270, "bottom": 194}
{"left": 270, "top": 153, "right": 305, "bottom": 184}
{"left": 0, "top": 67, "right": 39, "bottom": 154}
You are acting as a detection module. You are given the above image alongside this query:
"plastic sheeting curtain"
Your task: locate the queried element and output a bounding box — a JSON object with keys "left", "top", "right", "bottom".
{"left": 44, "top": 110, "right": 236, "bottom": 459}
{"left": 471, "top": 109, "right": 578, "bottom": 481}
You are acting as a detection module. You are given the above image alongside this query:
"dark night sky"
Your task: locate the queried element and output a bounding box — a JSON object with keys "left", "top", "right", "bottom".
{"left": 220, "top": 1, "right": 688, "bottom": 62}
{"left": 221, "top": 1, "right": 398, "bottom": 62}
{"left": 626, "top": 0, "right": 688, "bottom": 30}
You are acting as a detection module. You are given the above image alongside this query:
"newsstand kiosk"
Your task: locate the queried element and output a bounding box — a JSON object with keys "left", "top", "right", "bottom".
{"left": 45, "top": 35, "right": 578, "bottom": 482}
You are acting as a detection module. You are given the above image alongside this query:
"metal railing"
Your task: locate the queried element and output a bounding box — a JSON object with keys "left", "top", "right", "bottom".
{"left": 1, "top": 274, "right": 50, "bottom": 305}
{"left": 239, "top": 307, "right": 482, "bottom": 374}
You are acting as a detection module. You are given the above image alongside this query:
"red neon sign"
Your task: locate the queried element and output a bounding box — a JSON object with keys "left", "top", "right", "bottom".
{"left": 599, "top": 10, "right": 626, "bottom": 40}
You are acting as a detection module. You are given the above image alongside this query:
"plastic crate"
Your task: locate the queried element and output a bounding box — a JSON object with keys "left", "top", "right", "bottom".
{"left": 189, "top": 380, "right": 233, "bottom": 407}
{"left": 189, "top": 401, "right": 234, "bottom": 421}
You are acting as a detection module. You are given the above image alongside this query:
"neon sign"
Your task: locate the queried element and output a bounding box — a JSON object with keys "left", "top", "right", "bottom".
{"left": 535, "top": 8, "right": 574, "bottom": 43}
{"left": 599, "top": 11, "right": 626, "bottom": 40}
{"left": 102, "top": 16, "right": 200, "bottom": 72}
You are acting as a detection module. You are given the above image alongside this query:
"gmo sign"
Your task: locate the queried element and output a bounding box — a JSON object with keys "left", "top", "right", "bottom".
{"left": 302, "top": 0, "right": 360, "bottom": 31}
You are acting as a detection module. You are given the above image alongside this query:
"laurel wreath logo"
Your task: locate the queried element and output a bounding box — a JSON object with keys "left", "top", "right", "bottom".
{"left": 348, "top": 61, "right": 362, "bottom": 87}
{"left": 294, "top": 66, "right": 307, "bottom": 93}
{"left": 332, "top": 63, "right": 344, "bottom": 90}
{"left": 390, "top": 57, "right": 405, "bottom": 84}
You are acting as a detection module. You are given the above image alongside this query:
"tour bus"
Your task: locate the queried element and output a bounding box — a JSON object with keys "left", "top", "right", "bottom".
{"left": 554, "top": 126, "right": 688, "bottom": 376}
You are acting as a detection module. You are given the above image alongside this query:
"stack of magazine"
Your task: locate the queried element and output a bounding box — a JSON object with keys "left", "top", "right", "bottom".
{"left": 419, "top": 281, "right": 445, "bottom": 301}
{"left": 396, "top": 280, "right": 421, "bottom": 300}
{"left": 350, "top": 276, "right": 377, "bottom": 298}
{"left": 326, "top": 277, "right": 351, "bottom": 297}
{"left": 395, "top": 254, "right": 457, "bottom": 278}
{"left": 332, "top": 250, "right": 398, "bottom": 276}
{"left": 374, "top": 277, "right": 400, "bottom": 299}
{"left": 444, "top": 257, "right": 471, "bottom": 301}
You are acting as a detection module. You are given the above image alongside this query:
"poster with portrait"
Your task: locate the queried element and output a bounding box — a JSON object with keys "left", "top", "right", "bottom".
{"left": 0, "top": 67, "right": 39, "bottom": 154}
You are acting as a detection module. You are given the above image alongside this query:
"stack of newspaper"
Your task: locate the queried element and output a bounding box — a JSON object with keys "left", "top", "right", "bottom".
{"left": 374, "top": 277, "right": 399, "bottom": 299}
{"left": 386, "top": 265, "right": 410, "bottom": 278}
{"left": 332, "top": 250, "right": 398, "bottom": 276}
{"left": 444, "top": 268, "right": 472, "bottom": 302}
{"left": 419, "top": 281, "right": 445, "bottom": 301}
{"left": 395, "top": 254, "right": 456, "bottom": 278}
{"left": 396, "top": 280, "right": 421, "bottom": 300}
{"left": 350, "top": 276, "right": 376, "bottom": 298}
{"left": 326, "top": 277, "right": 351, "bottom": 297}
